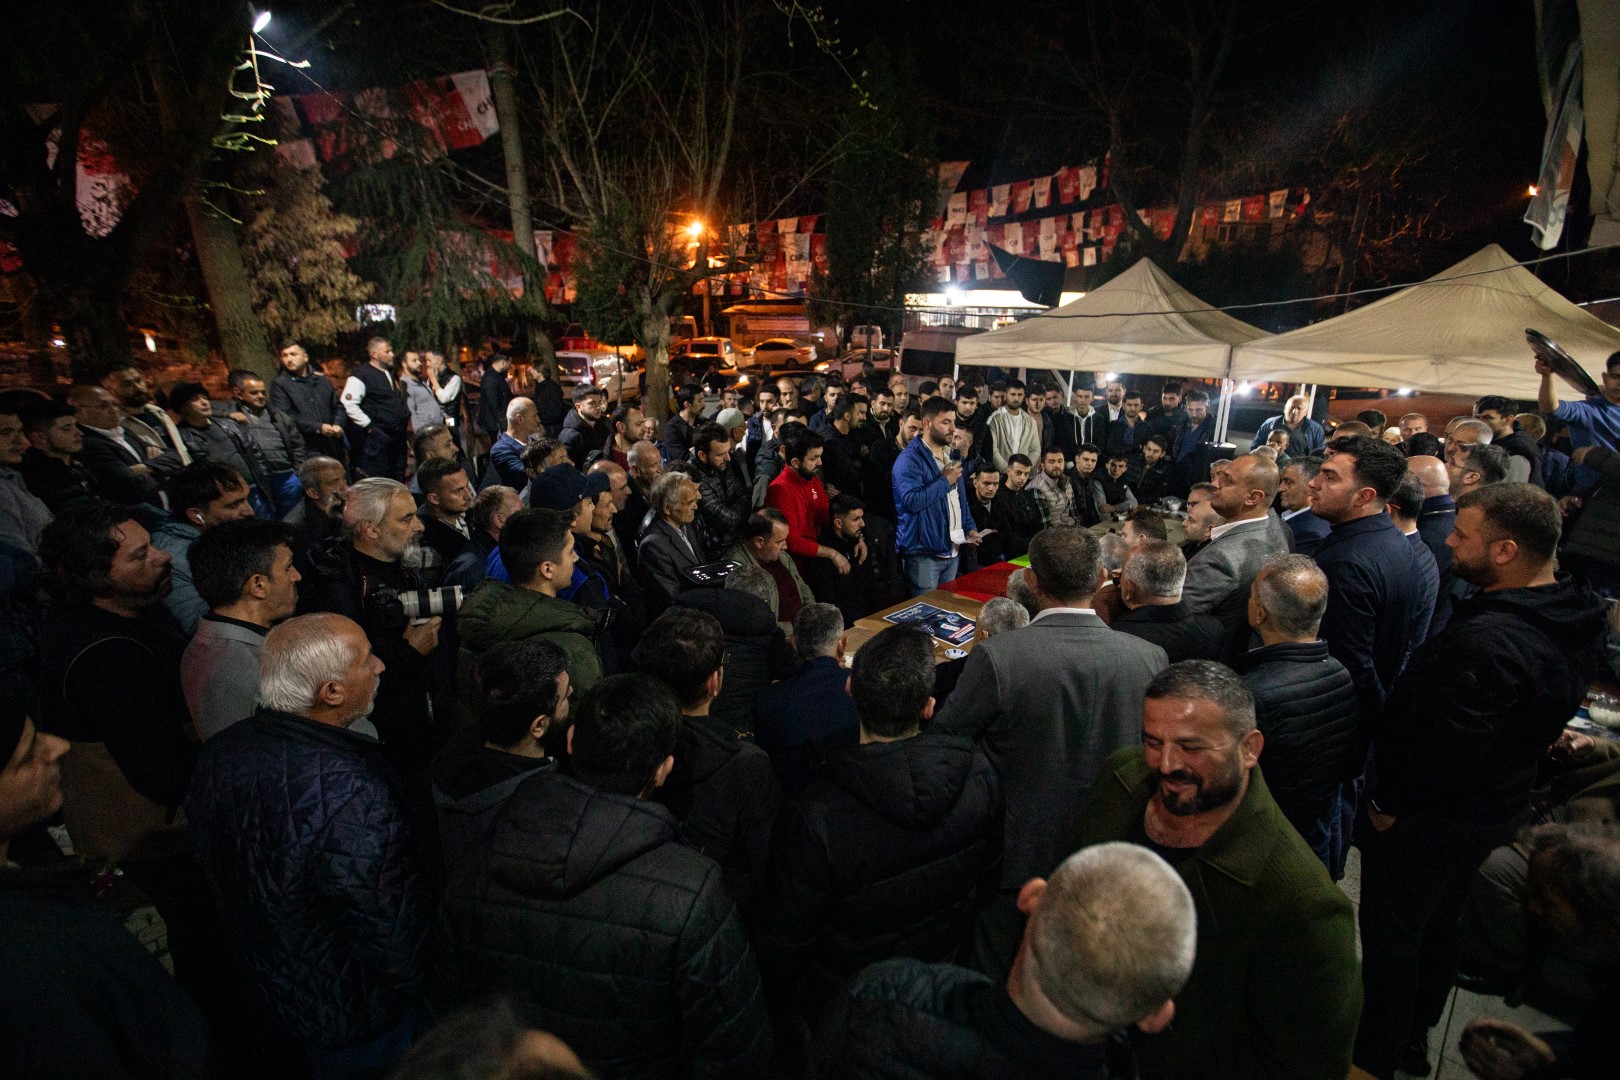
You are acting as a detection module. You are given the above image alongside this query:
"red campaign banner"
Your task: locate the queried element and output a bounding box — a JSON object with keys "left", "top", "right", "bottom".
{"left": 1011, "top": 180, "right": 1033, "bottom": 214}
{"left": 1108, "top": 205, "right": 1126, "bottom": 227}
{"left": 810, "top": 233, "right": 828, "bottom": 274}
{"left": 969, "top": 189, "right": 989, "bottom": 224}
{"left": 1241, "top": 196, "right": 1265, "bottom": 223}
{"left": 1057, "top": 167, "right": 1081, "bottom": 205}
{"left": 754, "top": 218, "right": 776, "bottom": 236}
{"left": 798, "top": 215, "right": 819, "bottom": 234}
{"left": 1198, "top": 204, "right": 1221, "bottom": 226}
{"left": 986, "top": 223, "right": 1004, "bottom": 248}
{"left": 1152, "top": 208, "right": 1176, "bottom": 240}
{"left": 943, "top": 227, "right": 968, "bottom": 265}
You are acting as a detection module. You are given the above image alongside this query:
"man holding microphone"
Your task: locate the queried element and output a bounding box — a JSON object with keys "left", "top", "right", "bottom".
{"left": 893, "top": 394, "right": 985, "bottom": 595}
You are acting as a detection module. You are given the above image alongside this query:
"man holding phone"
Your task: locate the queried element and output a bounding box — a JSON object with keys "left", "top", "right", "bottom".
{"left": 892, "top": 396, "right": 984, "bottom": 595}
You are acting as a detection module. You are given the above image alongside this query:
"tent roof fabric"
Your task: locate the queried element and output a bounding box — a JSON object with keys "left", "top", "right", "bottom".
{"left": 954, "top": 258, "right": 1266, "bottom": 378}
{"left": 1231, "top": 244, "right": 1620, "bottom": 398}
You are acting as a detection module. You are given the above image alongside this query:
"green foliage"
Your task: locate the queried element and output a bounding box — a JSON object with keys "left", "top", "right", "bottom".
{"left": 241, "top": 164, "right": 374, "bottom": 346}
{"left": 808, "top": 45, "right": 936, "bottom": 345}
{"left": 329, "top": 152, "right": 545, "bottom": 349}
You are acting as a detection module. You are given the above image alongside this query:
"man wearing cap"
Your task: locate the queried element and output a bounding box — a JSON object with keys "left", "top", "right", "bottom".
{"left": 482, "top": 465, "right": 608, "bottom": 584}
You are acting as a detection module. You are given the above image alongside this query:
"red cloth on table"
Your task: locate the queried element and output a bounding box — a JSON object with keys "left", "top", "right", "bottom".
{"left": 938, "top": 562, "right": 1018, "bottom": 602}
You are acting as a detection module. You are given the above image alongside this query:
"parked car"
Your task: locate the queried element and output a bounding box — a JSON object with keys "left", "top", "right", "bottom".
{"left": 748, "top": 337, "right": 816, "bottom": 367}
{"left": 670, "top": 336, "right": 738, "bottom": 367}
{"left": 835, "top": 348, "right": 895, "bottom": 382}
{"left": 556, "top": 350, "right": 638, "bottom": 403}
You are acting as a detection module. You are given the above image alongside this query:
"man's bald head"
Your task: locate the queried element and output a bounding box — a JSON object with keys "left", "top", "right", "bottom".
{"left": 1407, "top": 455, "right": 1449, "bottom": 499}
{"left": 1210, "top": 453, "right": 1278, "bottom": 521}
{"left": 1250, "top": 553, "right": 1329, "bottom": 640}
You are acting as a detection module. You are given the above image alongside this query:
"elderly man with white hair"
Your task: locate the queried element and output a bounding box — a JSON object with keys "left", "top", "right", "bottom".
{"left": 299, "top": 477, "right": 448, "bottom": 771}
{"left": 186, "top": 613, "right": 429, "bottom": 1078}
{"left": 817, "top": 841, "right": 1196, "bottom": 1078}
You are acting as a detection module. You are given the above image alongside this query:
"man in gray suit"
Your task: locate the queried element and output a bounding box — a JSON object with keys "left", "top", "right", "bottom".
{"left": 636, "top": 471, "right": 708, "bottom": 615}
{"left": 933, "top": 525, "right": 1168, "bottom": 976}
{"left": 1182, "top": 454, "right": 1288, "bottom": 632}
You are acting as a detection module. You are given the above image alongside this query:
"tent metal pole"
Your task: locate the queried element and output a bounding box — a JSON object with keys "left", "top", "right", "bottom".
{"left": 1215, "top": 344, "right": 1235, "bottom": 443}
{"left": 1065, "top": 371, "right": 1074, "bottom": 399}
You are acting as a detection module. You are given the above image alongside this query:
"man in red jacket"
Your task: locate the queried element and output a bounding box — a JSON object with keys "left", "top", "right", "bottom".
{"left": 766, "top": 425, "right": 851, "bottom": 583}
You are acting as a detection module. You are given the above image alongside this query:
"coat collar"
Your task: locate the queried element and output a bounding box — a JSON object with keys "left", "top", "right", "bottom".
{"left": 1243, "top": 638, "right": 1330, "bottom": 666}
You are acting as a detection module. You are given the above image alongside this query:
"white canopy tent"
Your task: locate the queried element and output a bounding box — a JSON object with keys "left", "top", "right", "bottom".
{"left": 953, "top": 257, "right": 1267, "bottom": 439}
{"left": 1230, "top": 244, "right": 1620, "bottom": 399}
{"left": 953, "top": 257, "right": 1267, "bottom": 379}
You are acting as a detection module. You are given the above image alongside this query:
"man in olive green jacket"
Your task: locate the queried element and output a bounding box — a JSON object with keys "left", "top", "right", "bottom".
{"left": 1072, "top": 660, "right": 1360, "bottom": 1080}
{"left": 456, "top": 508, "right": 604, "bottom": 712}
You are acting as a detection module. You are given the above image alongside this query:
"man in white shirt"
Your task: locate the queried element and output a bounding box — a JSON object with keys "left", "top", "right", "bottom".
{"left": 985, "top": 378, "right": 1041, "bottom": 472}
{"left": 1183, "top": 454, "right": 1288, "bottom": 631}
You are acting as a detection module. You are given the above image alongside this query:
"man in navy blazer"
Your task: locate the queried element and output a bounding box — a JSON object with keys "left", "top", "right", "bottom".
{"left": 1307, "top": 436, "right": 1438, "bottom": 718}
{"left": 1278, "top": 457, "right": 1332, "bottom": 556}
{"left": 753, "top": 603, "right": 860, "bottom": 795}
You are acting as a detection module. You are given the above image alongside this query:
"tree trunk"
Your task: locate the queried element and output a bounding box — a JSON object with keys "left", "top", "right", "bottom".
{"left": 640, "top": 298, "right": 672, "bottom": 423}
{"left": 185, "top": 194, "right": 274, "bottom": 377}
{"left": 31, "top": 248, "right": 136, "bottom": 384}
{"left": 488, "top": 29, "right": 558, "bottom": 383}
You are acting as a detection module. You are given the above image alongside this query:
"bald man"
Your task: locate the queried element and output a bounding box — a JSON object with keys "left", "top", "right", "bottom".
{"left": 1182, "top": 454, "right": 1289, "bottom": 633}
{"left": 1406, "top": 455, "right": 1454, "bottom": 574}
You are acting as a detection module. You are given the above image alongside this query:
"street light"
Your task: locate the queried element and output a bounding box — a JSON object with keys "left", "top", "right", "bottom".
{"left": 686, "top": 219, "right": 705, "bottom": 240}
{"left": 251, "top": 5, "right": 272, "bottom": 33}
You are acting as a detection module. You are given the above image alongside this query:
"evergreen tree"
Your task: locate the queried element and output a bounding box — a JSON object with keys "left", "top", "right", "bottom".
{"left": 241, "top": 161, "right": 374, "bottom": 347}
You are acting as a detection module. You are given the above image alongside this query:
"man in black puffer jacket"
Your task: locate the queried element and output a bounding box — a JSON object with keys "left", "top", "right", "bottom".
{"left": 638, "top": 606, "right": 784, "bottom": 918}
{"left": 434, "top": 674, "right": 771, "bottom": 1080}
{"left": 671, "top": 574, "right": 796, "bottom": 734}
{"left": 1354, "top": 484, "right": 1611, "bottom": 1080}
{"left": 764, "top": 625, "right": 1003, "bottom": 1021}
{"left": 689, "top": 422, "right": 751, "bottom": 559}
{"left": 186, "top": 614, "right": 429, "bottom": 1079}
{"left": 1241, "top": 554, "right": 1362, "bottom": 878}
{"left": 815, "top": 842, "right": 1197, "bottom": 1080}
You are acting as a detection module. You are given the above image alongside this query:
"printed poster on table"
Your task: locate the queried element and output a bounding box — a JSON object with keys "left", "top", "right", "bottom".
{"left": 882, "top": 602, "right": 977, "bottom": 647}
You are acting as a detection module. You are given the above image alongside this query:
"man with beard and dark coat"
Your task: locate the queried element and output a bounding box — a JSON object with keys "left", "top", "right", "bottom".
{"left": 616, "top": 440, "right": 662, "bottom": 562}
{"left": 989, "top": 455, "right": 1043, "bottom": 560}
{"left": 475, "top": 354, "right": 515, "bottom": 441}
{"left": 861, "top": 411, "right": 916, "bottom": 524}
{"left": 271, "top": 341, "right": 347, "bottom": 462}
{"left": 1166, "top": 389, "right": 1217, "bottom": 497}
{"left": 0, "top": 701, "right": 213, "bottom": 1080}
{"left": 1474, "top": 396, "right": 1544, "bottom": 487}
{"left": 1241, "top": 555, "right": 1362, "bottom": 877}
{"left": 298, "top": 479, "right": 451, "bottom": 775}
{"left": 688, "top": 421, "right": 749, "bottom": 559}
{"left": 342, "top": 337, "right": 411, "bottom": 482}
{"left": 37, "top": 507, "right": 194, "bottom": 867}
{"left": 529, "top": 359, "right": 566, "bottom": 437}
{"left": 431, "top": 639, "right": 566, "bottom": 866}
{"left": 1071, "top": 662, "right": 1362, "bottom": 1080}
{"left": 19, "top": 398, "right": 101, "bottom": 516}
{"left": 816, "top": 842, "right": 1195, "bottom": 1080}
{"left": 434, "top": 674, "right": 772, "bottom": 1080}
{"left": 445, "top": 484, "right": 521, "bottom": 590}
{"left": 1306, "top": 436, "right": 1437, "bottom": 720}
{"left": 1353, "top": 484, "right": 1610, "bottom": 1080}
{"left": 414, "top": 457, "right": 476, "bottom": 568}
{"left": 820, "top": 394, "right": 868, "bottom": 501}
{"left": 964, "top": 465, "right": 1007, "bottom": 568}
{"left": 637, "top": 606, "right": 784, "bottom": 917}
{"left": 764, "top": 624, "right": 1003, "bottom": 1021}
{"left": 559, "top": 386, "right": 612, "bottom": 469}
{"left": 187, "top": 614, "right": 429, "bottom": 1080}
{"left": 807, "top": 495, "right": 889, "bottom": 624}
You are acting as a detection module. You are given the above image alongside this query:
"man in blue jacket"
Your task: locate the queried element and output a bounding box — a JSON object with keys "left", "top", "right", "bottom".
{"left": 892, "top": 396, "right": 985, "bottom": 595}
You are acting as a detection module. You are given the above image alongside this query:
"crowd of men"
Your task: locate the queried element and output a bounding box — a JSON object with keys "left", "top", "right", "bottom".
{"left": 1, "top": 338, "right": 1619, "bottom": 1080}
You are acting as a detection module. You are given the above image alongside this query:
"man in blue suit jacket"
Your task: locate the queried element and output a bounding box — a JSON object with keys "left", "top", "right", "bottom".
{"left": 753, "top": 603, "right": 860, "bottom": 794}
{"left": 892, "top": 397, "right": 984, "bottom": 595}
{"left": 1279, "top": 457, "right": 1332, "bottom": 556}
